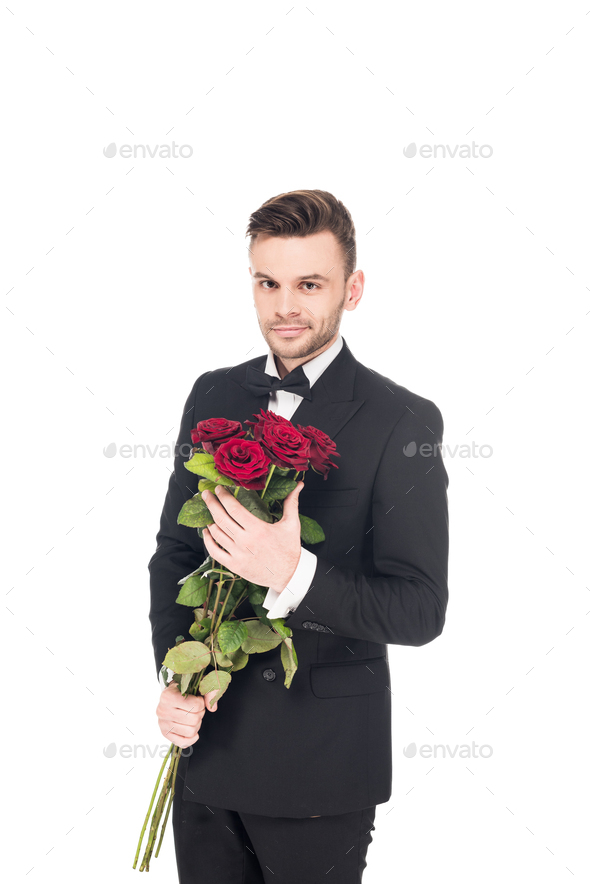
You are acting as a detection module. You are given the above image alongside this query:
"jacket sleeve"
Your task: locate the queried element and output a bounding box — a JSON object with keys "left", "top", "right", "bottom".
{"left": 148, "top": 374, "right": 209, "bottom": 680}
{"left": 283, "top": 397, "right": 449, "bottom": 646}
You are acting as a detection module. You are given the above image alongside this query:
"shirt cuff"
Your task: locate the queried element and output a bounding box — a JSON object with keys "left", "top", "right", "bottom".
{"left": 262, "top": 548, "right": 318, "bottom": 620}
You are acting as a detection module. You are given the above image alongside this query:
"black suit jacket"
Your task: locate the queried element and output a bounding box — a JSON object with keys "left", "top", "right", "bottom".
{"left": 148, "top": 337, "right": 449, "bottom": 817}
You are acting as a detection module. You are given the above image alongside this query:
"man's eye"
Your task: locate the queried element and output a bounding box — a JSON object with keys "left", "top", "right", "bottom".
{"left": 258, "top": 280, "right": 317, "bottom": 291}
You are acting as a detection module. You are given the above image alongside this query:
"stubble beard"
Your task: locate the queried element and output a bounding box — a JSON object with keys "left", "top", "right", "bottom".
{"left": 262, "top": 292, "right": 346, "bottom": 362}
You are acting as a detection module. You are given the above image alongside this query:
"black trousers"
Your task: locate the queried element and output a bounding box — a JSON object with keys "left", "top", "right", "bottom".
{"left": 172, "top": 784, "right": 376, "bottom": 884}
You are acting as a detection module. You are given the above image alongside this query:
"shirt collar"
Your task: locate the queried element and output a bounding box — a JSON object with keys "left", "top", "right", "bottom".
{"left": 264, "top": 333, "right": 343, "bottom": 388}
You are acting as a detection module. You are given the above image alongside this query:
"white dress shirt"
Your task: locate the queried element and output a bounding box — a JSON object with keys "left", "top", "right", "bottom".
{"left": 159, "top": 334, "right": 343, "bottom": 690}
{"left": 260, "top": 333, "right": 343, "bottom": 619}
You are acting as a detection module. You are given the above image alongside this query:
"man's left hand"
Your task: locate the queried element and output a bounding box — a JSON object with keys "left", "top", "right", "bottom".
{"left": 201, "top": 482, "right": 304, "bottom": 592}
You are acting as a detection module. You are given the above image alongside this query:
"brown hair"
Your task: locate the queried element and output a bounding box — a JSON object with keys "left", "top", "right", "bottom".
{"left": 246, "top": 189, "right": 357, "bottom": 282}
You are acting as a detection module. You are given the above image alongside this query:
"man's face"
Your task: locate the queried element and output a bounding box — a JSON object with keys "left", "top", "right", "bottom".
{"left": 248, "top": 230, "right": 362, "bottom": 364}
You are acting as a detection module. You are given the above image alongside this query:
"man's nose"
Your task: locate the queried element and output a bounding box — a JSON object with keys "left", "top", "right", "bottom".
{"left": 276, "top": 287, "right": 300, "bottom": 318}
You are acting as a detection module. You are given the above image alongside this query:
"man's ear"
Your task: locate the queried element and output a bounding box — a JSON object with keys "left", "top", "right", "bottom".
{"left": 344, "top": 269, "right": 364, "bottom": 312}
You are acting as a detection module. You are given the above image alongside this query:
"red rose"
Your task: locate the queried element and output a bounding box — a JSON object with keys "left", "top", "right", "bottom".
{"left": 245, "top": 409, "right": 311, "bottom": 471}
{"left": 191, "top": 418, "right": 245, "bottom": 455}
{"left": 213, "top": 438, "right": 271, "bottom": 490}
{"left": 296, "top": 424, "right": 340, "bottom": 479}
{"left": 245, "top": 409, "right": 291, "bottom": 431}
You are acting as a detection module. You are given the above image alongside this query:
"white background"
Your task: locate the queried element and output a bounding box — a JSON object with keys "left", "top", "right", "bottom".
{"left": 2, "top": 1, "right": 589, "bottom": 881}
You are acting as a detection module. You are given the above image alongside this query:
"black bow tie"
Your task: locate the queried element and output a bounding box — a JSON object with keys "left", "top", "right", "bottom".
{"left": 243, "top": 364, "right": 312, "bottom": 400}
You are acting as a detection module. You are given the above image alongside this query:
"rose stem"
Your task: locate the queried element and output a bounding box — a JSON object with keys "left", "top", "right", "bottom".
{"left": 139, "top": 747, "right": 177, "bottom": 870}
{"left": 154, "top": 746, "right": 182, "bottom": 858}
{"left": 226, "top": 587, "right": 248, "bottom": 620}
{"left": 204, "top": 557, "right": 216, "bottom": 613}
{"left": 215, "top": 576, "right": 237, "bottom": 626}
{"left": 132, "top": 742, "right": 173, "bottom": 869}
{"left": 209, "top": 575, "right": 225, "bottom": 633}
{"left": 260, "top": 465, "right": 275, "bottom": 500}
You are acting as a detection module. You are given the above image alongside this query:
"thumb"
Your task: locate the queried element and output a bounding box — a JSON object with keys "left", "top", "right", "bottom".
{"left": 204, "top": 689, "right": 218, "bottom": 712}
{"left": 283, "top": 480, "right": 304, "bottom": 519}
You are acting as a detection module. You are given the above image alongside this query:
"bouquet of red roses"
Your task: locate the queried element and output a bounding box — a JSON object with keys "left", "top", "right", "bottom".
{"left": 133, "top": 409, "right": 339, "bottom": 871}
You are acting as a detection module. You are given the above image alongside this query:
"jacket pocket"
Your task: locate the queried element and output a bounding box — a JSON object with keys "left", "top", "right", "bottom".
{"left": 310, "top": 655, "right": 390, "bottom": 698}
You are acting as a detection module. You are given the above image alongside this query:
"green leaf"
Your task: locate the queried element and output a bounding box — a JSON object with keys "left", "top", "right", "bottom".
{"left": 177, "top": 493, "right": 214, "bottom": 528}
{"left": 249, "top": 600, "right": 273, "bottom": 627}
{"left": 230, "top": 578, "right": 247, "bottom": 598}
{"left": 180, "top": 671, "right": 193, "bottom": 694}
{"left": 184, "top": 451, "right": 213, "bottom": 472}
{"left": 189, "top": 617, "right": 211, "bottom": 642}
{"left": 235, "top": 487, "right": 274, "bottom": 523}
{"left": 298, "top": 514, "right": 325, "bottom": 544}
{"left": 184, "top": 452, "right": 234, "bottom": 485}
{"left": 178, "top": 557, "right": 213, "bottom": 584}
{"left": 248, "top": 587, "right": 267, "bottom": 606}
{"left": 269, "top": 618, "right": 292, "bottom": 639}
{"left": 176, "top": 573, "right": 209, "bottom": 607}
{"left": 280, "top": 637, "right": 298, "bottom": 688}
{"left": 225, "top": 646, "right": 249, "bottom": 672}
{"left": 263, "top": 476, "right": 298, "bottom": 501}
{"left": 163, "top": 641, "right": 211, "bottom": 674}
{"left": 217, "top": 620, "right": 248, "bottom": 655}
{"left": 199, "top": 669, "right": 232, "bottom": 706}
{"left": 248, "top": 581, "right": 268, "bottom": 605}
{"left": 246, "top": 580, "right": 266, "bottom": 597}
{"left": 198, "top": 478, "right": 219, "bottom": 493}
{"left": 214, "top": 648, "right": 234, "bottom": 668}
{"left": 241, "top": 619, "right": 283, "bottom": 654}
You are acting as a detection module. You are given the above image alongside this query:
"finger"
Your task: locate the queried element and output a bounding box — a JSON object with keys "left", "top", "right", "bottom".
{"left": 160, "top": 701, "right": 205, "bottom": 724}
{"left": 207, "top": 519, "right": 236, "bottom": 548}
{"left": 202, "top": 526, "right": 231, "bottom": 564}
{"left": 166, "top": 687, "right": 205, "bottom": 713}
{"left": 173, "top": 701, "right": 206, "bottom": 722}
{"left": 161, "top": 719, "right": 200, "bottom": 740}
{"left": 210, "top": 485, "right": 252, "bottom": 530}
{"left": 167, "top": 731, "right": 199, "bottom": 749}
{"left": 203, "top": 488, "right": 244, "bottom": 532}
{"left": 181, "top": 694, "right": 205, "bottom": 712}
{"left": 282, "top": 481, "right": 304, "bottom": 520}
{"left": 204, "top": 689, "right": 219, "bottom": 712}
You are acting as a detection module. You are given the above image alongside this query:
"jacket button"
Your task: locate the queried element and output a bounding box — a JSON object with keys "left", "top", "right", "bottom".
{"left": 262, "top": 668, "right": 276, "bottom": 682}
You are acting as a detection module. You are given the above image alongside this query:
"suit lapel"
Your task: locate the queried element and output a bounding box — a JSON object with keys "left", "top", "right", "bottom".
{"left": 289, "top": 349, "right": 364, "bottom": 441}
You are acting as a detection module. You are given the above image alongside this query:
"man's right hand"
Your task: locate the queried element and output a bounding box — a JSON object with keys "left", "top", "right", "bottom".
{"left": 156, "top": 682, "right": 218, "bottom": 748}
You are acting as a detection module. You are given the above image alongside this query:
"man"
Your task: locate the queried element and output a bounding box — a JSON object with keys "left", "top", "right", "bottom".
{"left": 149, "top": 189, "right": 449, "bottom": 883}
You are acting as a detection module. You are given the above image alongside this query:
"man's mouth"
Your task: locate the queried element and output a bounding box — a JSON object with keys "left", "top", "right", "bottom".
{"left": 272, "top": 326, "right": 309, "bottom": 337}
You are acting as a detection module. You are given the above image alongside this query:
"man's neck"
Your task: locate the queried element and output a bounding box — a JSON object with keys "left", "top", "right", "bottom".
{"left": 273, "top": 332, "right": 339, "bottom": 379}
